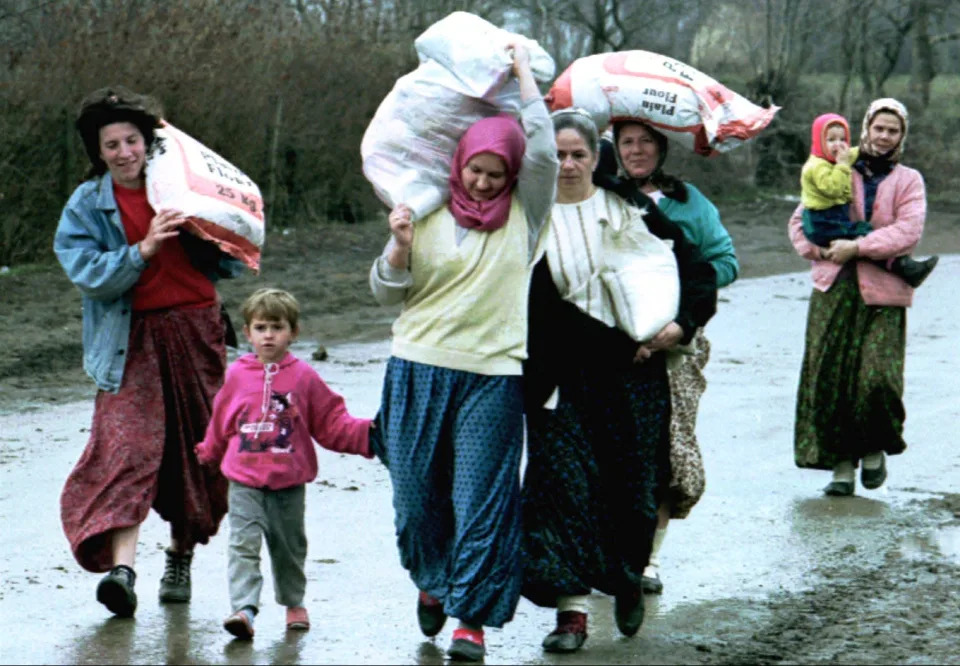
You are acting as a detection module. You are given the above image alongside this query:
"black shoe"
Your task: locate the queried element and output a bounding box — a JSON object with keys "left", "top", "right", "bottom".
{"left": 447, "top": 629, "right": 485, "bottom": 661}
{"left": 159, "top": 548, "right": 193, "bottom": 603}
{"left": 823, "top": 480, "right": 855, "bottom": 496}
{"left": 641, "top": 572, "right": 663, "bottom": 594}
{"left": 542, "top": 611, "right": 588, "bottom": 653}
{"left": 892, "top": 255, "right": 938, "bottom": 288}
{"left": 97, "top": 565, "right": 137, "bottom": 617}
{"left": 614, "top": 587, "right": 645, "bottom": 637}
{"left": 861, "top": 455, "right": 887, "bottom": 490}
{"left": 416, "top": 591, "right": 446, "bottom": 637}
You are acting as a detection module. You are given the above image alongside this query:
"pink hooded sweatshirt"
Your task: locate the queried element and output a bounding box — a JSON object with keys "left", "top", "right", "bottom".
{"left": 196, "top": 352, "right": 372, "bottom": 490}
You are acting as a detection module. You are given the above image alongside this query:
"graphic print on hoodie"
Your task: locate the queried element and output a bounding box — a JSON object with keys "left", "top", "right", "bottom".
{"left": 238, "top": 391, "right": 297, "bottom": 453}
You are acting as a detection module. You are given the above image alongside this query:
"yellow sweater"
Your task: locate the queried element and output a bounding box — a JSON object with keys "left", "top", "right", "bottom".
{"left": 390, "top": 198, "right": 532, "bottom": 375}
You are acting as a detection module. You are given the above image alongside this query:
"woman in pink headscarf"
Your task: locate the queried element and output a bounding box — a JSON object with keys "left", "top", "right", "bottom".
{"left": 369, "top": 43, "right": 558, "bottom": 662}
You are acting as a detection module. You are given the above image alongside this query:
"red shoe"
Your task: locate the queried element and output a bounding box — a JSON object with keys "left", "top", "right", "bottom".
{"left": 223, "top": 609, "right": 255, "bottom": 640}
{"left": 542, "top": 610, "right": 588, "bottom": 653}
{"left": 286, "top": 606, "right": 310, "bottom": 631}
{"left": 447, "top": 627, "right": 485, "bottom": 662}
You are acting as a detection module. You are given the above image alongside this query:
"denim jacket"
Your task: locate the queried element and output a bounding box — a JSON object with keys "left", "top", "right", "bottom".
{"left": 53, "top": 173, "right": 245, "bottom": 392}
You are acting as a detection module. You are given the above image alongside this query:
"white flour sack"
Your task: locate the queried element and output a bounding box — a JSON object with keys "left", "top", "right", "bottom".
{"left": 145, "top": 122, "right": 264, "bottom": 272}
{"left": 361, "top": 11, "right": 554, "bottom": 220}
{"left": 599, "top": 223, "right": 679, "bottom": 343}
{"left": 547, "top": 50, "right": 779, "bottom": 155}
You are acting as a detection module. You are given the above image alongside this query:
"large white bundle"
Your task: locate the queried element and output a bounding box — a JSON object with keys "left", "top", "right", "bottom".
{"left": 598, "top": 223, "right": 679, "bottom": 343}
{"left": 146, "top": 122, "right": 264, "bottom": 272}
{"left": 547, "top": 50, "right": 778, "bottom": 155}
{"left": 361, "top": 11, "right": 555, "bottom": 220}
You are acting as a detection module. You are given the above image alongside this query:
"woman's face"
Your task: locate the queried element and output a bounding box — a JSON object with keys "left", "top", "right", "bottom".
{"left": 868, "top": 112, "right": 903, "bottom": 155}
{"left": 617, "top": 123, "right": 660, "bottom": 180}
{"left": 99, "top": 122, "right": 146, "bottom": 188}
{"left": 555, "top": 128, "right": 597, "bottom": 201}
{"left": 460, "top": 152, "right": 508, "bottom": 202}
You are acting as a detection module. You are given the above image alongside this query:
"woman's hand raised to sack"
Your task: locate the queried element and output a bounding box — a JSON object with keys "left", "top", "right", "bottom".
{"left": 386, "top": 203, "right": 414, "bottom": 269}
{"left": 505, "top": 40, "right": 538, "bottom": 103}
{"left": 139, "top": 209, "right": 186, "bottom": 261}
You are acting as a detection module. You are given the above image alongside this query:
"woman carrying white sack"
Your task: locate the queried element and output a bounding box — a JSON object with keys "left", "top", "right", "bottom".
{"left": 368, "top": 43, "right": 558, "bottom": 663}
{"left": 520, "top": 108, "right": 717, "bottom": 653}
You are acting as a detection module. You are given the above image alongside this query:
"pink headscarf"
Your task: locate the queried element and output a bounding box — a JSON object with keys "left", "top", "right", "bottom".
{"left": 448, "top": 113, "right": 526, "bottom": 232}
{"left": 810, "top": 113, "right": 850, "bottom": 164}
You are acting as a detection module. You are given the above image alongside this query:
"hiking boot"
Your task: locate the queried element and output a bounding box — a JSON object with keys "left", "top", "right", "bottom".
{"left": 542, "top": 610, "right": 588, "bottom": 653}
{"left": 447, "top": 627, "right": 485, "bottom": 662}
{"left": 286, "top": 606, "right": 310, "bottom": 631}
{"left": 96, "top": 565, "right": 137, "bottom": 617}
{"left": 416, "top": 590, "right": 446, "bottom": 637}
{"left": 224, "top": 607, "right": 255, "bottom": 640}
{"left": 614, "top": 587, "right": 645, "bottom": 637}
{"left": 159, "top": 548, "right": 192, "bottom": 603}
{"left": 891, "top": 255, "right": 938, "bottom": 288}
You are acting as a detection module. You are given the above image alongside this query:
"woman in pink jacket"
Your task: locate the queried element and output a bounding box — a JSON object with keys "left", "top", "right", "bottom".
{"left": 788, "top": 98, "right": 926, "bottom": 497}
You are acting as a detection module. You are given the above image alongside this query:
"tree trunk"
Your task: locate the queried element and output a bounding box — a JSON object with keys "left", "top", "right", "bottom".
{"left": 909, "top": 0, "right": 935, "bottom": 107}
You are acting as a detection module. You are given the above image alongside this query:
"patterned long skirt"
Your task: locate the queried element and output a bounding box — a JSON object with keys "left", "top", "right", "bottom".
{"left": 521, "top": 357, "right": 670, "bottom": 608}
{"left": 379, "top": 358, "right": 525, "bottom": 628}
{"left": 794, "top": 272, "right": 907, "bottom": 471}
{"left": 61, "top": 304, "right": 229, "bottom": 572}
{"left": 664, "top": 329, "right": 709, "bottom": 519}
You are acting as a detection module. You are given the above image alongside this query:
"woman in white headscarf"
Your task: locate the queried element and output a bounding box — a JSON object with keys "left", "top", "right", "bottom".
{"left": 788, "top": 98, "right": 928, "bottom": 496}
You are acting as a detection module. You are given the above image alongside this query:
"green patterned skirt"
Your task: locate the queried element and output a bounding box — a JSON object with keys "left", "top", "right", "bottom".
{"left": 794, "top": 270, "right": 907, "bottom": 470}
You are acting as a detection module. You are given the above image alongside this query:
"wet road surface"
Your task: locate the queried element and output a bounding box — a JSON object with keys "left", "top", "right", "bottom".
{"left": 2, "top": 259, "right": 958, "bottom": 664}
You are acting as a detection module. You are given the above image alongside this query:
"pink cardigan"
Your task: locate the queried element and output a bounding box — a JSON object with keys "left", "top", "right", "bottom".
{"left": 788, "top": 163, "right": 927, "bottom": 307}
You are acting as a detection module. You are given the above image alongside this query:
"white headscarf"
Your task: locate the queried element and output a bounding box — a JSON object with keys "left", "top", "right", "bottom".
{"left": 859, "top": 97, "right": 909, "bottom": 162}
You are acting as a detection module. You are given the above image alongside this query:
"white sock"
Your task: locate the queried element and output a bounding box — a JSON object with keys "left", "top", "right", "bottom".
{"left": 557, "top": 594, "right": 590, "bottom": 614}
{"left": 832, "top": 460, "right": 855, "bottom": 483}
{"left": 644, "top": 526, "right": 667, "bottom": 576}
{"left": 862, "top": 452, "right": 884, "bottom": 470}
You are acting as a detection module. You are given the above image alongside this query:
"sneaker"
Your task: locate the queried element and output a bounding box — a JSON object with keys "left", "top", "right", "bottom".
{"left": 224, "top": 608, "right": 255, "bottom": 640}
{"left": 96, "top": 565, "right": 137, "bottom": 617}
{"left": 614, "top": 587, "right": 645, "bottom": 637}
{"left": 286, "top": 606, "right": 310, "bottom": 631}
{"left": 447, "top": 627, "right": 485, "bottom": 662}
{"left": 861, "top": 455, "right": 887, "bottom": 490}
{"left": 542, "top": 610, "right": 588, "bottom": 653}
{"left": 158, "top": 548, "right": 192, "bottom": 603}
{"left": 416, "top": 591, "right": 446, "bottom": 637}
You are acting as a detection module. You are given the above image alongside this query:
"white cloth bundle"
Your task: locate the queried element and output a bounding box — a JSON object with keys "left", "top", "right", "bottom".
{"left": 547, "top": 50, "right": 778, "bottom": 155}
{"left": 146, "top": 122, "right": 264, "bottom": 272}
{"left": 361, "top": 11, "right": 555, "bottom": 220}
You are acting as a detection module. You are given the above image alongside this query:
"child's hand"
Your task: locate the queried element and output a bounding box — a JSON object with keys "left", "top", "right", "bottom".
{"left": 834, "top": 142, "right": 852, "bottom": 165}
{"left": 194, "top": 442, "right": 210, "bottom": 465}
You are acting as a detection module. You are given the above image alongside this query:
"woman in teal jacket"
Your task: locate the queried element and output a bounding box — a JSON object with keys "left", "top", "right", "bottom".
{"left": 595, "top": 120, "right": 738, "bottom": 594}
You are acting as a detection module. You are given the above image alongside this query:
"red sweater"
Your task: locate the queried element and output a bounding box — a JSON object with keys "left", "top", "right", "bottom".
{"left": 114, "top": 183, "right": 216, "bottom": 311}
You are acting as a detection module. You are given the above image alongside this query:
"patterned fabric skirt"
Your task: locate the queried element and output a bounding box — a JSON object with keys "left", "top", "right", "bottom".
{"left": 61, "top": 304, "right": 229, "bottom": 572}
{"left": 794, "top": 272, "right": 907, "bottom": 471}
{"left": 664, "top": 329, "right": 709, "bottom": 519}
{"left": 379, "top": 357, "right": 525, "bottom": 628}
{"left": 521, "top": 357, "right": 670, "bottom": 608}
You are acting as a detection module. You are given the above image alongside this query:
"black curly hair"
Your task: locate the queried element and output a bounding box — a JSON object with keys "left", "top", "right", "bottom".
{"left": 75, "top": 85, "right": 164, "bottom": 180}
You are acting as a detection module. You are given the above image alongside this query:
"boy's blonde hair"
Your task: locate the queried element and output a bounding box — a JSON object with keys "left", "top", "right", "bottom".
{"left": 241, "top": 288, "right": 300, "bottom": 330}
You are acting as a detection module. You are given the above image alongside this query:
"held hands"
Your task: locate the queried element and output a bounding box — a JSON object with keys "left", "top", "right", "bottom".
{"left": 822, "top": 239, "right": 859, "bottom": 264}
{"left": 139, "top": 209, "right": 186, "bottom": 261}
{"left": 633, "top": 322, "right": 684, "bottom": 363}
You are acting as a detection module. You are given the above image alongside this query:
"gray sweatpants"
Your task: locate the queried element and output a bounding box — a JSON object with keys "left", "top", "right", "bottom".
{"left": 228, "top": 481, "right": 307, "bottom": 612}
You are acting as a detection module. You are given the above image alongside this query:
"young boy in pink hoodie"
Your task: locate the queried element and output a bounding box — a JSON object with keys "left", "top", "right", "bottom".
{"left": 195, "top": 288, "right": 374, "bottom": 640}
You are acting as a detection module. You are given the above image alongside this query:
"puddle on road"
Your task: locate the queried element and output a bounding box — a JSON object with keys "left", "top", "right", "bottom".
{"left": 899, "top": 525, "right": 960, "bottom": 563}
